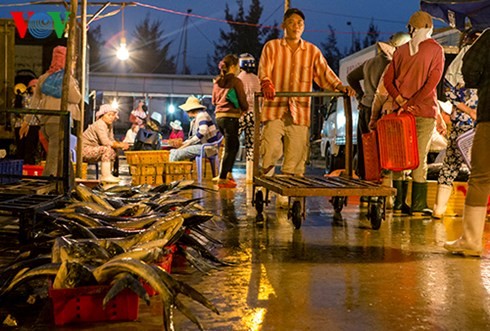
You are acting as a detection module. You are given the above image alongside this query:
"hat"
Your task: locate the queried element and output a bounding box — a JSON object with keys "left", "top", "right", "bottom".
{"left": 283, "top": 8, "right": 305, "bottom": 21}
{"left": 408, "top": 11, "right": 433, "bottom": 29}
{"left": 96, "top": 104, "right": 118, "bottom": 119}
{"left": 178, "top": 96, "right": 206, "bottom": 112}
{"left": 170, "top": 120, "right": 182, "bottom": 131}
{"left": 150, "top": 111, "right": 163, "bottom": 126}
{"left": 48, "top": 46, "right": 67, "bottom": 74}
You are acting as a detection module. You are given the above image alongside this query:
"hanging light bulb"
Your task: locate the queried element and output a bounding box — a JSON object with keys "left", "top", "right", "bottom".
{"left": 111, "top": 98, "right": 119, "bottom": 109}
{"left": 117, "top": 38, "right": 129, "bottom": 61}
{"left": 117, "top": 5, "right": 129, "bottom": 61}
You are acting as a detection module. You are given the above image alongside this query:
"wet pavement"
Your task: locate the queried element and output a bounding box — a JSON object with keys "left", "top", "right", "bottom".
{"left": 6, "top": 163, "right": 490, "bottom": 330}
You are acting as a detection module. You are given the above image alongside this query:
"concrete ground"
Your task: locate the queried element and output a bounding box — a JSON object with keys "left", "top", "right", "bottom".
{"left": 3, "top": 160, "right": 490, "bottom": 330}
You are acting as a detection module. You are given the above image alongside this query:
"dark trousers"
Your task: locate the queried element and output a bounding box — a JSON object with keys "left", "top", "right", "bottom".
{"left": 15, "top": 126, "right": 40, "bottom": 165}
{"left": 356, "top": 105, "right": 372, "bottom": 179}
{"left": 216, "top": 117, "right": 240, "bottom": 180}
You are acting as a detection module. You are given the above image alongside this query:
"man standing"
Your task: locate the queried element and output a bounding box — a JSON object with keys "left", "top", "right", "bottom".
{"left": 347, "top": 34, "right": 410, "bottom": 182}
{"left": 383, "top": 11, "right": 445, "bottom": 215}
{"left": 258, "top": 8, "right": 354, "bottom": 177}
{"left": 445, "top": 29, "right": 490, "bottom": 257}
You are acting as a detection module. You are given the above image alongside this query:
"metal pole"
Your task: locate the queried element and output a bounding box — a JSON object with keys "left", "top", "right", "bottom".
{"left": 58, "top": 0, "right": 78, "bottom": 193}
{"left": 77, "top": 0, "right": 87, "bottom": 179}
{"left": 284, "top": 0, "right": 290, "bottom": 11}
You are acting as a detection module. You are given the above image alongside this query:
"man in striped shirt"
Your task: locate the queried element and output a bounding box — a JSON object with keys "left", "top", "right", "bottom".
{"left": 258, "top": 8, "right": 355, "bottom": 176}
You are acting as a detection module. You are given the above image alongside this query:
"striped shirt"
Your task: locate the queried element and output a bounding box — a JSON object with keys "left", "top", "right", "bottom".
{"left": 258, "top": 38, "right": 342, "bottom": 127}
{"left": 187, "top": 111, "right": 221, "bottom": 145}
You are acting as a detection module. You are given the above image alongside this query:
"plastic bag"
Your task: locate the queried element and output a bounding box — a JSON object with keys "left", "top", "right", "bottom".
{"left": 41, "top": 70, "right": 64, "bottom": 98}
{"left": 226, "top": 88, "right": 240, "bottom": 108}
{"left": 133, "top": 128, "right": 161, "bottom": 151}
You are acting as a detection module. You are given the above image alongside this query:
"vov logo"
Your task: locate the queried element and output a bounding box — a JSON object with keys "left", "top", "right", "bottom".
{"left": 10, "top": 11, "right": 70, "bottom": 39}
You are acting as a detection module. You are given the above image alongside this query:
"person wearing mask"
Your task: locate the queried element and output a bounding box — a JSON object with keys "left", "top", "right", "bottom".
{"left": 258, "top": 8, "right": 354, "bottom": 178}
{"left": 444, "top": 29, "right": 490, "bottom": 257}
{"left": 237, "top": 53, "right": 261, "bottom": 184}
{"left": 383, "top": 11, "right": 445, "bottom": 216}
{"left": 432, "top": 30, "right": 480, "bottom": 219}
{"left": 170, "top": 96, "right": 221, "bottom": 162}
{"left": 21, "top": 46, "right": 81, "bottom": 177}
{"left": 368, "top": 33, "right": 412, "bottom": 213}
{"left": 82, "top": 104, "right": 129, "bottom": 182}
{"left": 348, "top": 33, "right": 410, "bottom": 206}
{"left": 130, "top": 100, "right": 147, "bottom": 128}
{"left": 212, "top": 54, "right": 249, "bottom": 188}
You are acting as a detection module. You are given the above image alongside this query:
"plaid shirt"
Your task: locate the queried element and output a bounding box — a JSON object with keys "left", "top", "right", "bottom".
{"left": 258, "top": 38, "right": 342, "bottom": 127}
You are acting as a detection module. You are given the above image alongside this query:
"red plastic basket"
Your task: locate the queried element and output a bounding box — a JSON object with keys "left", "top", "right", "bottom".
{"left": 142, "top": 248, "right": 174, "bottom": 296}
{"left": 362, "top": 131, "right": 381, "bottom": 181}
{"left": 22, "top": 165, "right": 44, "bottom": 176}
{"left": 377, "top": 111, "right": 419, "bottom": 172}
{"left": 49, "top": 285, "right": 139, "bottom": 326}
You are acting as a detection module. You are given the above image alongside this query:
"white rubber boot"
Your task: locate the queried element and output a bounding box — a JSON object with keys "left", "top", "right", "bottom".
{"left": 432, "top": 184, "right": 453, "bottom": 219}
{"left": 100, "top": 161, "right": 120, "bottom": 183}
{"left": 444, "top": 205, "right": 487, "bottom": 257}
{"left": 245, "top": 160, "right": 253, "bottom": 184}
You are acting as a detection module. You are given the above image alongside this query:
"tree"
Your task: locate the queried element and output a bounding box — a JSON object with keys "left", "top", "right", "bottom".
{"left": 363, "top": 20, "right": 380, "bottom": 48}
{"left": 87, "top": 25, "right": 106, "bottom": 72}
{"left": 208, "top": 0, "right": 279, "bottom": 74}
{"left": 129, "top": 14, "right": 176, "bottom": 74}
{"left": 321, "top": 25, "right": 342, "bottom": 74}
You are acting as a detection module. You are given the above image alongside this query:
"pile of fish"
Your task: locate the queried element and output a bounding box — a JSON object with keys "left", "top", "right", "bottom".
{"left": 0, "top": 181, "right": 230, "bottom": 330}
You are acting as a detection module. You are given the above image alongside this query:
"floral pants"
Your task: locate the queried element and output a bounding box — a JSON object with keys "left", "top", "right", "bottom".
{"left": 82, "top": 145, "right": 116, "bottom": 162}
{"left": 238, "top": 111, "right": 254, "bottom": 161}
{"left": 438, "top": 124, "right": 473, "bottom": 186}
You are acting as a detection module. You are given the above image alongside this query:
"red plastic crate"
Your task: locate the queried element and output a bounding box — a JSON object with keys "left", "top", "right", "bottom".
{"left": 22, "top": 165, "right": 44, "bottom": 176}
{"left": 142, "top": 249, "right": 174, "bottom": 296}
{"left": 49, "top": 285, "right": 139, "bottom": 326}
{"left": 377, "top": 111, "right": 419, "bottom": 172}
{"left": 362, "top": 131, "right": 381, "bottom": 181}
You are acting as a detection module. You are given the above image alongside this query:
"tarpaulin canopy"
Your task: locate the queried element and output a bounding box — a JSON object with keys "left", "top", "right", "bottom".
{"left": 420, "top": 0, "right": 490, "bottom": 31}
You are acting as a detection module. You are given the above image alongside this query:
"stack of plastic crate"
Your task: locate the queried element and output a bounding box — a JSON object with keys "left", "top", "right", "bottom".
{"left": 0, "top": 159, "right": 23, "bottom": 184}
{"left": 125, "top": 150, "right": 170, "bottom": 185}
{"left": 164, "top": 161, "right": 193, "bottom": 184}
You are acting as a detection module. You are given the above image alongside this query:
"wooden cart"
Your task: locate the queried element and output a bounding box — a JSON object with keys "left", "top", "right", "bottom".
{"left": 252, "top": 91, "right": 396, "bottom": 229}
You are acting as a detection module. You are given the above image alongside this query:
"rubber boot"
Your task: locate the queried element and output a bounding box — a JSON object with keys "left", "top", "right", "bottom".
{"left": 101, "top": 161, "right": 120, "bottom": 183}
{"left": 381, "top": 175, "right": 393, "bottom": 209}
{"left": 444, "top": 205, "right": 487, "bottom": 257}
{"left": 245, "top": 160, "right": 253, "bottom": 184}
{"left": 411, "top": 181, "right": 432, "bottom": 216}
{"left": 432, "top": 184, "right": 452, "bottom": 219}
{"left": 393, "top": 180, "right": 410, "bottom": 215}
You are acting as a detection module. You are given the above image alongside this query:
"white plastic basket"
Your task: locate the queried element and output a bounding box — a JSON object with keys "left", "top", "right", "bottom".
{"left": 456, "top": 129, "right": 475, "bottom": 169}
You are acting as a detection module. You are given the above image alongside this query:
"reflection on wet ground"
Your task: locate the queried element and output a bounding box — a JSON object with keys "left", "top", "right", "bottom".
{"left": 9, "top": 165, "right": 490, "bottom": 330}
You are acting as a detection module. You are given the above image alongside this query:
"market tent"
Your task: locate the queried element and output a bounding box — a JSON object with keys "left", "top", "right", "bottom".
{"left": 421, "top": 0, "right": 490, "bottom": 31}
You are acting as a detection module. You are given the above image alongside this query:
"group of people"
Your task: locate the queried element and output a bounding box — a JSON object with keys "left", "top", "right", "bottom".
{"left": 347, "top": 10, "right": 489, "bottom": 257}
{"left": 15, "top": 7, "right": 489, "bottom": 257}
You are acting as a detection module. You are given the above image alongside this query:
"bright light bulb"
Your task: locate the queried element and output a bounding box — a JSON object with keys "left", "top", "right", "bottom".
{"left": 111, "top": 99, "right": 119, "bottom": 109}
{"left": 168, "top": 104, "right": 175, "bottom": 114}
{"left": 117, "top": 43, "right": 129, "bottom": 61}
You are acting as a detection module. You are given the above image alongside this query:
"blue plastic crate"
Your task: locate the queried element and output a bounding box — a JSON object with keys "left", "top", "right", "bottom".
{"left": 0, "top": 159, "right": 23, "bottom": 184}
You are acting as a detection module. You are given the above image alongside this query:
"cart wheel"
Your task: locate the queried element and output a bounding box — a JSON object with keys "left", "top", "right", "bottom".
{"left": 369, "top": 201, "right": 383, "bottom": 230}
{"left": 332, "top": 196, "right": 345, "bottom": 213}
{"left": 291, "top": 201, "right": 302, "bottom": 230}
{"left": 255, "top": 190, "right": 264, "bottom": 216}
